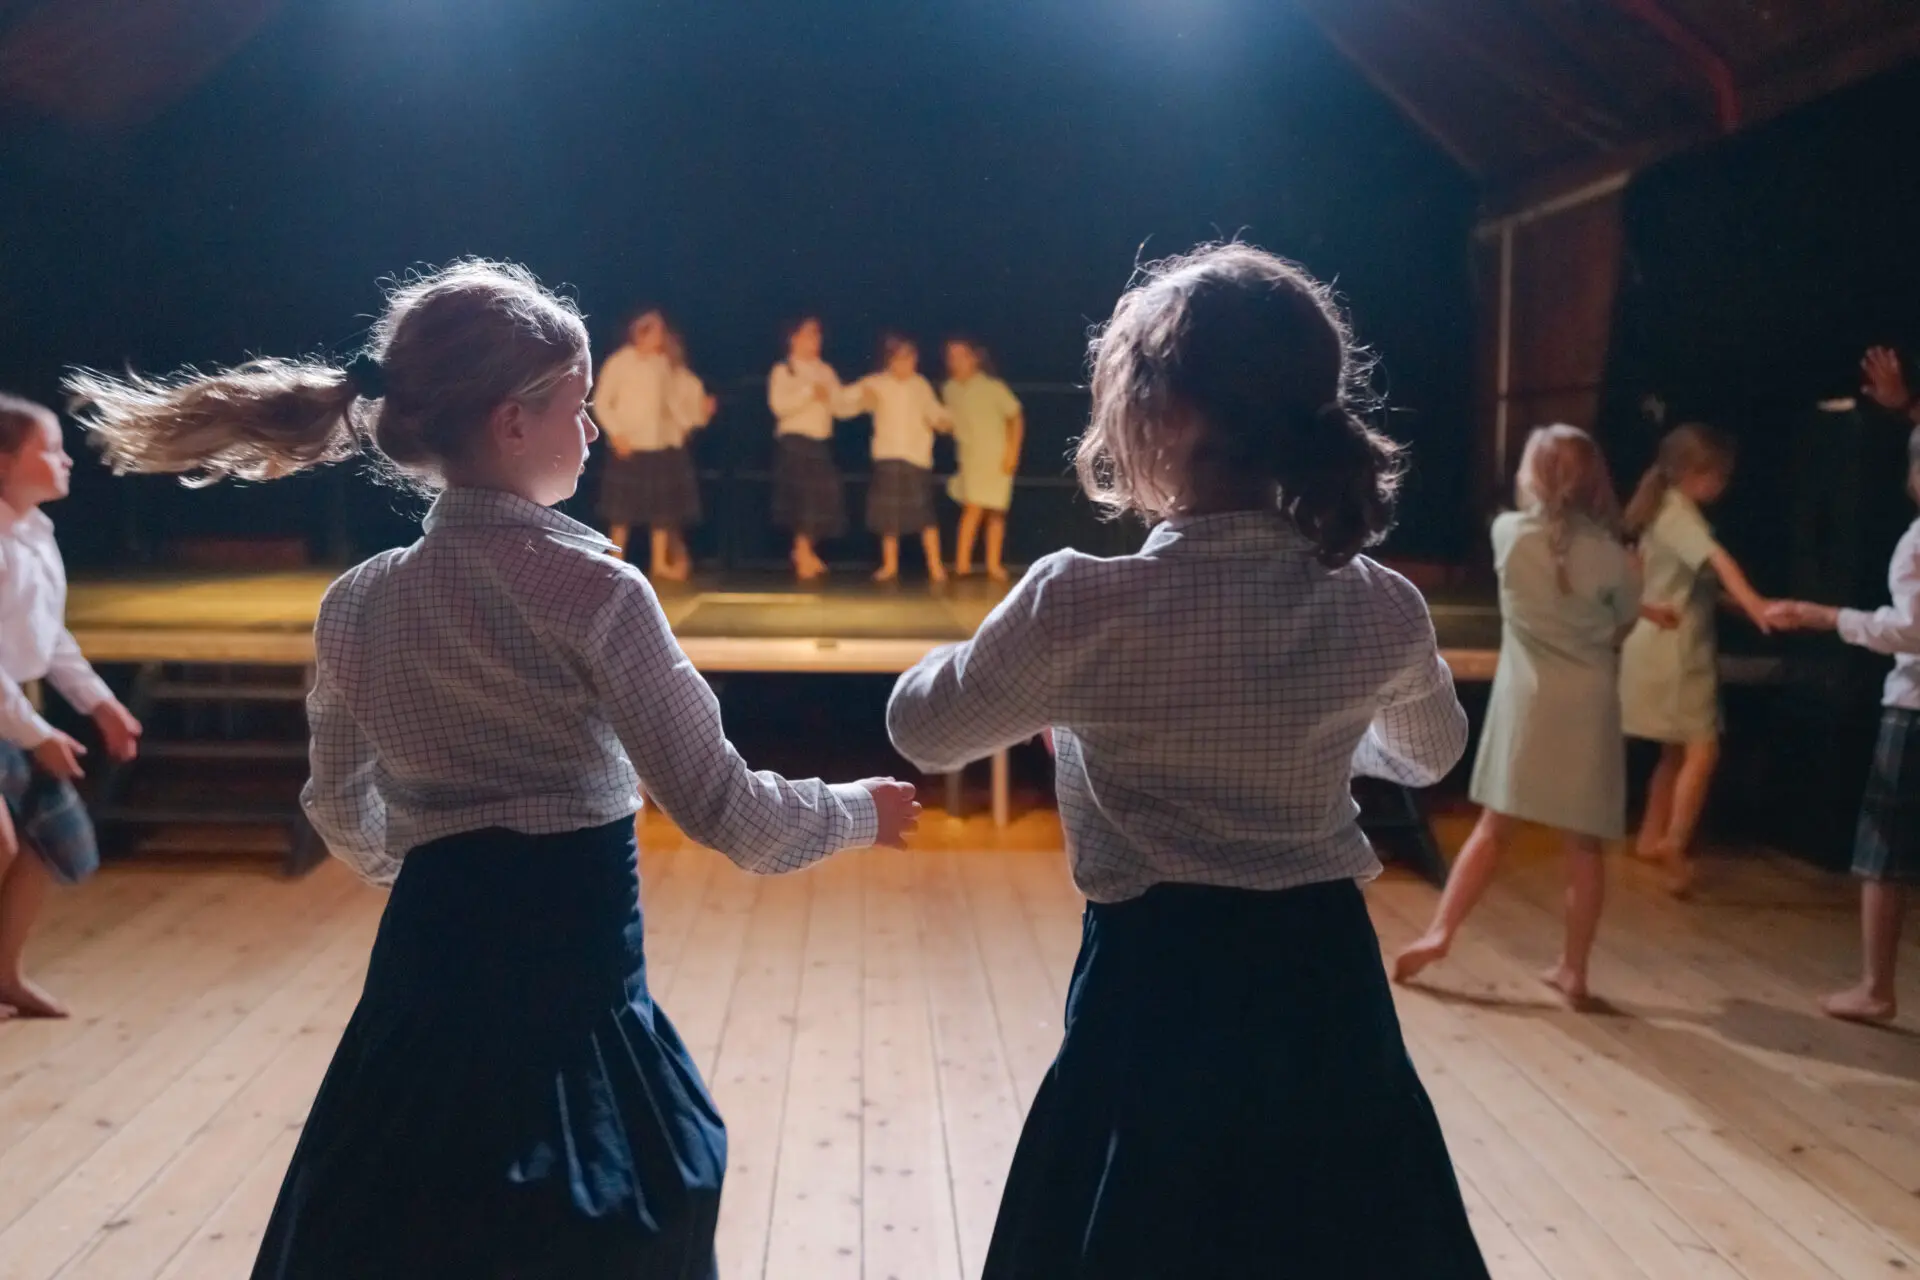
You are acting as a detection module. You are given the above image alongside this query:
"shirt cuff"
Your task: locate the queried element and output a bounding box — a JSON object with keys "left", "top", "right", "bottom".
{"left": 1837, "top": 608, "right": 1870, "bottom": 647}
{"left": 51, "top": 672, "right": 114, "bottom": 716}
{"left": 7, "top": 712, "right": 57, "bottom": 750}
{"left": 829, "top": 781, "right": 880, "bottom": 850}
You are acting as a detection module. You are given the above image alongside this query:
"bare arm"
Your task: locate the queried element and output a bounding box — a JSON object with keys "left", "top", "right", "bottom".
{"left": 1709, "top": 547, "right": 1774, "bottom": 633}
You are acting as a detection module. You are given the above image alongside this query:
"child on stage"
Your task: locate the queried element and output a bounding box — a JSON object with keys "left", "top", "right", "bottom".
{"left": 768, "top": 316, "right": 857, "bottom": 580}
{"left": 593, "top": 309, "right": 713, "bottom": 580}
{"left": 1394, "top": 425, "right": 1674, "bottom": 1006}
{"left": 70, "top": 260, "right": 919, "bottom": 1279}
{"left": 853, "top": 335, "right": 951, "bottom": 583}
{"left": 1767, "top": 423, "right": 1920, "bottom": 1024}
{"left": 1619, "top": 422, "right": 1774, "bottom": 894}
{"left": 941, "top": 338, "right": 1023, "bottom": 581}
{"left": 886, "top": 244, "right": 1488, "bottom": 1279}
{"left": 0, "top": 394, "right": 142, "bottom": 1020}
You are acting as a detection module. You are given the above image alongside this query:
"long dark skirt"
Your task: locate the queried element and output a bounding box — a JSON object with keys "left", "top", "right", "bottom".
{"left": 600, "top": 447, "right": 702, "bottom": 528}
{"left": 866, "top": 459, "right": 934, "bottom": 535}
{"left": 772, "top": 435, "right": 847, "bottom": 539}
{"left": 985, "top": 878, "right": 1488, "bottom": 1280}
{"left": 253, "top": 820, "right": 725, "bottom": 1280}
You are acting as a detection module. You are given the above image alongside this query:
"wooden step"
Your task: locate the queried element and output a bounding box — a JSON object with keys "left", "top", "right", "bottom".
{"left": 139, "top": 741, "right": 309, "bottom": 762}
{"left": 146, "top": 680, "right": 309, "bottom": 703}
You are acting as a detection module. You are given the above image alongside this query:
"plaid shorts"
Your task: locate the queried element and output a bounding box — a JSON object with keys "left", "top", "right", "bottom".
{"left": 0, "top": 741, "right": 100, "bottom": 886}
{"left": 1853, "top": 707, "right": 1920, "bottom": 885}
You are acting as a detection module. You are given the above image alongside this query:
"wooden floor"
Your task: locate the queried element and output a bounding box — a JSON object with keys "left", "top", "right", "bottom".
{"left": 2, "top": 811, "right": 1918, "bottom": 1279}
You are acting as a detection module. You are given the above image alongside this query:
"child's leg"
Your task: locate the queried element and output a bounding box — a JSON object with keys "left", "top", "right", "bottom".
{"left": 1544, "top": 834, "right": 1605, "bottom": 1007}
{"left": 1656, "top": 737, "right": 1719, "bottom": 892}
{"left": 921, "top": 526, "right": 947, "bottom": 583}
{"left": 874, "top": 534, "right": 900, "bottom": 582}
{"left": 1821, "top": 879, "right": 1905, "bottom": 1023}
{"left": 650, "top": 527, "right": 675, "bottom": 579}
{"left": 1634, "top": 743, "right": 1682, "bottom": 858}
{"left": 668, "top": 530, "right": 692, "bottom": 580}
{"left": 792, "top": 534, "right": 826, "bottom": 579}
{"left": 954, "top": 504, "right": 983, "bottom": 575}
{"left": 0, "top": 810, "right": 65, "bottom": 1019}
{"left": 985, "top": 511, "right": 1008, "bottom": 581}
{"left": 608, "top": 523, "right": 631, "bottom": 561}
{"left": 1393, "top": 808, "right": 1515, "bottom": 983}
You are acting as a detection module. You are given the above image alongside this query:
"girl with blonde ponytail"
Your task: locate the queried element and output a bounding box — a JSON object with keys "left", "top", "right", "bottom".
{"left": 1397, "top": 425, "right": 1672, "bottom": 1006}
{"left": 1617, "top": 422, "right": 1773, "bottom": 894}
{"left": 70, "top": 259, "right": 920, "bottom": 1279}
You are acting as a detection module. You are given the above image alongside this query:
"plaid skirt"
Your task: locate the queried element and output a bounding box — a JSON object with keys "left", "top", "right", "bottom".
{"left": 771, "top": 437, "right": 846, "bottom": 539}
{"left": 866, "top": 460, "right": 935, "bottom": 536}
{"left": 0, "top": 741, "right": 99, "bottom": 886}
{"left": 599, "top": 448, "right": 702, "bottom": 529}
{"left": 1853, "top": 707, "right": 1920, "bottom": 884}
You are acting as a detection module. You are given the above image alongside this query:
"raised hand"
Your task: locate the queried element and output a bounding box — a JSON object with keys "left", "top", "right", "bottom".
{"left": 859, "top": 778, "right": 922, "bottom": 849}
{"left": 1861, "top": 346, "right": 1911, "bottom": 413}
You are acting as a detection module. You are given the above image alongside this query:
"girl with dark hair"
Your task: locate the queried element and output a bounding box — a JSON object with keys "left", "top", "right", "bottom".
{"left": 885, "top": 243, "right": 1488, "bottom": 1278}
{"left": 768, "top": 315, "right": 857, "bottom": 580}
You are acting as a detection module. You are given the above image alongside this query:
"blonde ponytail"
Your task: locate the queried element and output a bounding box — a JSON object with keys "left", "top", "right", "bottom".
{"left": 69, "top": 358, "right": 364, "bottom": 486}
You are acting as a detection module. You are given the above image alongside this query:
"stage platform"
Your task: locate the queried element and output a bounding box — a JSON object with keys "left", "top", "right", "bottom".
{"left": 1, "top": 811, "right": 1913, "bottom": 1279}
{"left": 65, "top": 566, "right": 1787, "bottom": 684}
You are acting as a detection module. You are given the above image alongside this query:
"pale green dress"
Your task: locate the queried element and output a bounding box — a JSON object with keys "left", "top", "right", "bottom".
{"left": 942, "top": 374, "right": 1022, "bottom": 511}
{"left": 1620, "top": 489, "right": 1722, "bottom": 744}
{"left": 1470, "top": 511, "right": 1642, "bottom": 839}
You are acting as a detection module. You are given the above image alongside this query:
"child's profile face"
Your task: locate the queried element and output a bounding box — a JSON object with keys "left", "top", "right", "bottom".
{"left": 1677, "top": 465, "right": 1730, "bottom": 506}
{"left": 790, "top": 319, "right": 822, "bottom": 361}
{"left": 945, "top": 342, "right": 979, "bottom": 381}
{"left": 887, "top": 344, "right": 918, "bottom": 378}
{"left": 490, "top": 363, "right": 596, "bottom": 508}
{"left": 0, "top": 416, "right": 72, "bottom": 509}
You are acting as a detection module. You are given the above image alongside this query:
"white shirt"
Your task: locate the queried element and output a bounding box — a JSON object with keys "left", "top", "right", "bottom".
{"left": 768, "top": 357, "right": 859, "bottom": 441}
{"left": 854, "top": 372, "right": 950, "bottom": 467}
{"left": 0, "top": 499, "right": 112, "bottom": 748}
{"left": 1839, "top": 516, "right": 1920, "bottom": 709}
{"left": 302, "top": 488, "right": 878, "bottom": 885}
{"left": 592, "top": 349, "right": 711, "bottom": 452}
{"left": 887, "top": 512, "right": 1467, "bottom": 903}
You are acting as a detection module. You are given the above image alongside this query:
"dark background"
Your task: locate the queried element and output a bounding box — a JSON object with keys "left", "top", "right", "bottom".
{"left": 0, "top": 0, "right": 1477, "bottom": 570}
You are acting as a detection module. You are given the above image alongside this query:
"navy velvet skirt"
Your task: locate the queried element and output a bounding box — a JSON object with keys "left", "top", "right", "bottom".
{"left": 984, "top": 878, "right": 1489, "bottom": 1280}
{"left": 253, "top": 819, "right": 724, "bottom": 1280}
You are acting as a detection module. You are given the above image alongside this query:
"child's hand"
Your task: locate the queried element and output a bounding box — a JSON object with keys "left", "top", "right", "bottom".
{"left": 1767, "top": 600, "right": 1840, "bottom": 632}
{"left": 703, "top": 394, "right": 718, "bottom": 418}
{"left": 1861, "top": 346, "right": 1912, "bottom": 413}
{"left": 91, "top": 700, "right": 143, "bottom": 763}
{"left": 859, "top": 778, "right": 922, "bottom": 849}
{"left": 1641, "top": 603, "right": 1681, "bottom": 631}
{"left": 1001, "top": 447, "right": 1020, "bottom": 476}
{"left": 32, "top": 730, "right": 87, "bottom": 781}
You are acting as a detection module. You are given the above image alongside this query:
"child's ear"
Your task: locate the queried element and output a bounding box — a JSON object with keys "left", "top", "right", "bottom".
{"left": 488, "top": 398, "right": 529, "bottom": 456}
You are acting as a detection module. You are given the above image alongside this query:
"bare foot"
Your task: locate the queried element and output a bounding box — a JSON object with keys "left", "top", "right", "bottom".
{"left": 1539, "top": 964, "right": 1591, "bottom": 1009}
{"left": 0, "top": 1003, "right": 16, "bottom": 1023}
{"left": 872, "top": 567, "right": 898, "bottom": 583}
{"left": 1630, "top": 840, "right": 1664, "bottom": 863}
{"left": 1661, "top": 858, "right": 1696, "bottom": 898}
{"left": 928, "top": 563, "right": 949, "bottom": 585}
{"left": 0, "top": 976, "right": 69, "bottom": 1019}
{"left": 953, "top": 563, "right": 975, "bottom": 578}
{"left": 1820, "top": 985, "right": 1897, "bottom": 1025}
{"left": 987, "top": 565, "right": 1010, "bottom": 583}
{"left": 1392, "top": 934, "right": 1450, "bottom": 984}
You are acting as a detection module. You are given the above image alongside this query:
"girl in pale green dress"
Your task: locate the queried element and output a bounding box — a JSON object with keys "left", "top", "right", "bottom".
{"left": 1396, "top": 426, "right": 1664, "bottom": 1006}
{"left": 942, "top": 339, "right": 1023, "bottom": 581}
{"left": 1618, "top": 424, "right": 1774, "bottom": 894}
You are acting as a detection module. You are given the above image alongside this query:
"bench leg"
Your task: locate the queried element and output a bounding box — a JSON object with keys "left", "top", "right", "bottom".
{"left": 946, "top": 769, "right": 965, "bottom": 819}
{"left": 991, "top": 750, "right": 1010, "bottom": 828}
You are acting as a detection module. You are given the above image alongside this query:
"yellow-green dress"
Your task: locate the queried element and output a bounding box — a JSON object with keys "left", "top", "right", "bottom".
{"left": 942, "top": 374, "right": 1022, "bottom": 512}
{"left": 1470, "top": 511, "right": 1642, "bottom": 839}
{"left": 1620, "top": 489, "right": 1723, "bottom": 744}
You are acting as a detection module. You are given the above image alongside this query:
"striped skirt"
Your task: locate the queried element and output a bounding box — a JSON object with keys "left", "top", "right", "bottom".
{"left": 865, "top": 460, "right": 935, "bottom": 536}
{"left": 600, "top": 448, "right": 702, "bottom": 529}
{"left": 772, "top": 436, "right": 846, "bottom": 539}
